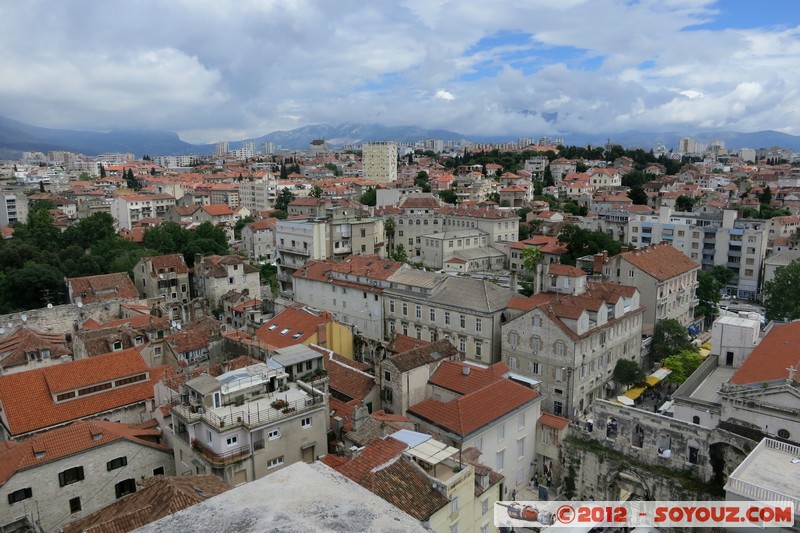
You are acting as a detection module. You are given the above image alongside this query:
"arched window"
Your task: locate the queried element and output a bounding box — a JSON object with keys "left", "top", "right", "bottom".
{"left": 692, "top": 415, "right": 700, "bottom": 425}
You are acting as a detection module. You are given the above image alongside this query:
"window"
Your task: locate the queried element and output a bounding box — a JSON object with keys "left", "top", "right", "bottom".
{"left": 450, "top": 524, "right": 459, "bottom": 533}
{"left": 416, "top": 326, "right": 422, "bottom": 339}
{"left": 226, "top": 436, "right": 238, "bottom": 447}
{"left": 555, "top": 342, "right": 565, "bottom": 356}
{"left": 384, "top": 370, "right": 392, "bottom": 382}
{"left": 496, "top": 450, "right": 505, "bottom": 471}
{"left": 450, "top": 496, "right": 459, "bottom": 516}
{"left": 444, "top": 312, "right": 450, "bottom": 325}
{"left": 112, "top": 340, "right": 123, "bottom": 351}
{"left": 8, "top": 488, "right": 32, "bottom": 504}
{"left": 107, "top": 456, "right": 128, "bottom": 471}
{"left": 497, "top": 425, "right": 505, "bottom": 442}
{"left": 529, "top": 361, "right": 540, "bottom": 375}
{"left": 475, "top": 318, "right": 482, "bottom": 332}
{"left": 269, "top": 429, "right": 281, "bottom": 440}
{"left": 114, "top": 478, "right": 137, "bottom": 499}
{"left": 389, "top": 300, "right": 395, "bottom": 313}
{"left": 430, "top": 309, "right": 436, "bottom": 321}
{"left": 482, "top": 498, "right": 489, "bottom": 515}
{"left": 518, "top": 413, "right": 525, "bottom": 429}
{"left": 59, "top": 466, "right": 85, "bottom": 487}
{"left": 460, "top": 314, "right": 466, "bottom": 328}
{"left": 475, "top": 341, "right": 482, "bottom": 359}
{"left": 69, "top": 497, "right": 82, "bottom": 514}
{"left": 517, "top": 437, "right": 525, "bottom": 458}
{"left": 153, "top": 466, "right": 165, "bottom": 476}
{"left": 459, "top": 337, "right": 466, "bottom": 352}
{"left": 267, "top": 456, "right": 284, "bottom": 469}
{"left": 154, "top": 345, "right": 162, "bottom": 357}
{"left": 475, "top": 437, "right": 483, "bottom": 451}
{"left": 402, "top": 303, "right": 408, "bottom": 316}
{"left": 530, "top": 336, "right": 541, "bottom": 352}
{"left": 556, "top": 367, "right": 564, "bottom": 382}
{"left": 301, "top": 417, "right": 312, "bottom": 428}
{"left": 629, "top": 270, "right": 635, "bottom": 278}
{"left": 415, "top": 305, "right": 421, "bottom": 319}
{"left": 509, "top": 356, "right": 517, "bottom": 370}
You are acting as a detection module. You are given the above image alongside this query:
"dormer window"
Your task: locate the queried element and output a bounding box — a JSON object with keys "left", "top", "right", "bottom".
{"left": 279, "top": 328, "right": 290, "bottom": 335}
{"left": 134, "top": 337, "right": 144, "bottom": 346}
{"left": 40, "top": 349, "right": 50, "bottom": 359}
{"left": 112, "top": 340, "right": 123, "bottom": 351}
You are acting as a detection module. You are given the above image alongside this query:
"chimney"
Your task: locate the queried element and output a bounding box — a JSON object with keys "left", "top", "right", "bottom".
{"left": 510, "top": 271, "right": 518, "bottom": 293}
{"left": 592, "top": 252, "right": 606, "bottom": 276}
{"left": 316, "top": 323, "right": 328, "bottom": 347}
{"left": 351, "top": 402, "right": 369, "bottom": 431}
{"left": 462, "top": 365, "right": 471, "bottom": 376}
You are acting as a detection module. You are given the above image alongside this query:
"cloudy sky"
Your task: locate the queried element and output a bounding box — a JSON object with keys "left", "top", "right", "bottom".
{"left": 1, "top": 0, "right": 798, "bottom": 143}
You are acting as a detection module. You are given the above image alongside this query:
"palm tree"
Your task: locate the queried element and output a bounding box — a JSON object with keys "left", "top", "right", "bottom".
{"left": 384, "top": 217, "right": 396, "bottom": 255}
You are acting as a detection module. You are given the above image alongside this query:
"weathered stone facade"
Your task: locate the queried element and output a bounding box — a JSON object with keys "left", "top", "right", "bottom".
{"left": 563, "top": 400, "right": 756, "bottom": 503}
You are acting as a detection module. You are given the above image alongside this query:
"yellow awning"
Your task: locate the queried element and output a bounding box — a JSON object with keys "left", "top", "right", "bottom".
{"left": 701, "top": 342, "right": 711, "bottom": 351}
{"left": 699, "top": 348, "right": 711, "bottom": 359}
{"left": 623, "top": 386, "right": 646, "bottom": 400}
{"left": 645, "top": 367, "right": 672, "bottom": 387}
{"left": 645, "top": 375, "right": 661, "bottom": 387}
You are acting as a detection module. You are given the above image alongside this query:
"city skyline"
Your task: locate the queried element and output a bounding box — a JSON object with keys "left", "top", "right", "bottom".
{"left": 1, "top": 1, "right": 798, "bottom": 144}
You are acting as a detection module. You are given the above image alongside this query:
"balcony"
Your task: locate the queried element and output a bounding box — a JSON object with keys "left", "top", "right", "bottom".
{"left": 190, "top": 440, "right": 252, "bottom": 467}
{"left": 173, "top": 389, "right": 325, "bottom": 431}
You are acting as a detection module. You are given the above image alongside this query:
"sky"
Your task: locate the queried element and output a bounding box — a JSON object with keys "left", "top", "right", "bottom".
{"left": 1, "top": 0, "right": 799, "bottom": 144}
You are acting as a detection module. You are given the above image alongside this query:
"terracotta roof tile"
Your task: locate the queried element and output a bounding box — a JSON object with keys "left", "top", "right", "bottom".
{"left": 427, "top": 360, "right": 501, "bottom": 395}
{"left": 620, "top": 242, "right": 700, "bottom": 281}
{"left": 61, "top": 475, "right": 230, "bottom": 533}
{"left": 730, "top": 321, "right": 800, "bottom": 385}
{"left": 67, "top": 273, "right": 139, "bottom": 304}
{"left": 385, "top": 334, "right": 429, "bottom": 355}
{"left": 335, "top": 437, "right": 408, "bottom": 483}
{"left": 0, "top": 351, "right": 158, "bottom": 437}
{"left": 0, "top": 327, "right": 72, "bottom": 368}
{"left": 388, "top": 339, "right": 458, "bottom": 373}
{"left": 323, "top": 353, "right": 375, "bottom": 401}
{"left": 0, "top": 420, "right": 170, "bottom": 487}
{"left": 409, "top": 377, "right": 540, "bottom": 436}
{"left": 365, "top": 458, "right": 450, "bottom": 521}
{"left": 538, "top": 412, "right": 571, "bottom": 429}
{"left": 548, "top": 264, "right": 586, "bottom": 277}
{"left": 254, "top": 307, "right": 331, "bottom": 349}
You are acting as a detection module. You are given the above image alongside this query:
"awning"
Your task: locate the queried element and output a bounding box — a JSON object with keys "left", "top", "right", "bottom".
{"left": 617, "top": 395, "right": 635, "bottom": 406}
{"left": 623, "top": 386, "right": 646, "bottom": 401}
{"left": 645, "top": 367, "right": 672, "bottom": 387}
{"left": 699, "top": 348, "right": 711, "bottom": 359}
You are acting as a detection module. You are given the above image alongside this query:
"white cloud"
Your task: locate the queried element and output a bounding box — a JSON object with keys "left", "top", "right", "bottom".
{"left": 0, "top": 0, "right": 797, "bottom": 142}
{"left": 435, "top": 90, "right": 455, "bottom": 101}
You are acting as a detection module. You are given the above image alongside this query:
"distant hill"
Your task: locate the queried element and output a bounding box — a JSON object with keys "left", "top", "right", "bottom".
{"left": 0, "top": 115, "right": 206, "bottom": 158}
{"left": 1, "top": 114, "right": 799, "bottom": 158}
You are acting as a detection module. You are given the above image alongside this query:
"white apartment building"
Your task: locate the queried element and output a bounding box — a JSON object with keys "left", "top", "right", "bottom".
{"left": 237, "top": 173, "right": 278, "bottom": 212}
{"left": 110, "top": 194, "right": 176, "bottom": 229}
{"left": 363, "top": 142, "right": 398, "bottom": 184}
{"left": 240, "top": 219, "right": 277, "bottom": 262}
{"left": 170, "top": 363, "right": 328, "bottom": 487}
{"left": 275, "top": 219, "right": 329, "bottom": 293}
{"left": 0, "top": 192, "right": 27, "bottom": 227}
{"left": 627, "top": 208, "right": 767, "bottom": 300}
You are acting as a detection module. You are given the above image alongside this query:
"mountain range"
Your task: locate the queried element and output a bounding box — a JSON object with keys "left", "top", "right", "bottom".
{"left": 1, "top": 114, "right": 799, "bottom": 159}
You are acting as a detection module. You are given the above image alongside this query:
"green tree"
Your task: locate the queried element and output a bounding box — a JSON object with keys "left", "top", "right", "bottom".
{"left": 193, "top": 222, "right": 229, "bottom": 253}
{"left": 390, "top": 244, "right": 408, "bottom": 263}
{"left": 63, "top": 212, "right": 117, "bottom": 249}
{"left": 0, "top": 261, "right": 68, "bottom": 312}
{"left": 234, "top": 216, "right": 256, "bottom": 240}
{"left": 279, "top": 162, "right": 288, "bottom": 180}
{"left": 675, "top": 195, "right": 696, "bottom": 212}
{"left": 78, "top": 172, "right": 92, "bottom": 181}
{"left": 628, "top": 187, "right": 648, "bottom": 205}
{"left": 309, "top": 185, "right": 323, "bottom": 199}
{"left": 384, "top": 217, "right": 396, "bottom": 253}
{"left": 274, "top": 188, "right": 296, "bottom": 211}
{"left": 143, "top": 222, "right": 191, "bottom": 254}
{"left": 260, "top": 263, "right": 278, "bottom": 295}
{"left": 763, "top": 259, "right": 800, "bottom": 321}
{"left": 520, "top": 247, "right": 542, "bottom": 273}
{"left": 359, "top": 188, "right": 377, "bottom": 206}
{"left": 438, "top": 189, "right": 458, "bottom": 204}
{"left": 662, "top": 349, "right": 703, "bottom": 383}
{"left": 650, "top": 318, "right": 696, "bottom": 361}
{"left": 758, "top": 186, "right": 772, "bottom": 205}
{"left": 613, "top": 359, "right": 646, "bottom": 388}
{"left": 558, "top": 225, "right": 622, "bottom": 265}
{"left": 99, "top": 164, "right": 106, "bottom": 179}
{"left": 695, "top": 270, "right": 723, "bottom": 318}
{"left": 414, "top": 171, "right": 430, "bottom": 192}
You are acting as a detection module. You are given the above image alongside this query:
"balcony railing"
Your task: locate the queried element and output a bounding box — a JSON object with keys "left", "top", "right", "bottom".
{"left": 173, "top": 394, "right": 324, "bottom": 431}
{"left": 191, "top": 440, "right": 252, "bottom": 467}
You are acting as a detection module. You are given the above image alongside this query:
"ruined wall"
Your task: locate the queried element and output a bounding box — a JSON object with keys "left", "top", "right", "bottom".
{"left": 0, "top": 299, "right": 127, "bottom": 337}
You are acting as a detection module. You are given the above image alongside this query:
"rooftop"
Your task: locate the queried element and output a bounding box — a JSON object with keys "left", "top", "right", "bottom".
{"left": 67, "top": 272, "right": 139, "bottom": 304}
{"left": 725, "top": 438, "right": 800, "bottom": 512}
{"left": 620, "top": 242, "right": 700, "bottom": 281}
{"left": 135, "top": 461, "right": 429, "bottom": 533}
{"left": 730, "top": 321, "right": 800, "bottom": 385}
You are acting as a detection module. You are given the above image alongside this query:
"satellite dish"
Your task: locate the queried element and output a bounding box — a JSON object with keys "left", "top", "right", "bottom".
{"left": 20, "top": 314, "right": 27, "bottom": 322}
{"left": 6, "top": 322, "right": 11, "bottom": 329}
{"left": 77, "top": 302, "right": 83, "bottom": 308}
{"left": 176, "top": 324, "right": 182, "bottom": 330}
{"left": 47, "top": 303, "right": 53, "bottom": 309}
{"left": 0, "top": 328, "right": 5, "bottom": 335}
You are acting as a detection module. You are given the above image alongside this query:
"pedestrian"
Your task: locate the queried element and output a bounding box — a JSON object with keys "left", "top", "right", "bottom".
{"left": 511, "top": 489, "right": 517, "bottom": 501}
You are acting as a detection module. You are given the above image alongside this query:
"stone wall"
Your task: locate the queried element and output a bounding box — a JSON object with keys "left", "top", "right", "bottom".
{"left": 0, "top": 299, "right": 128, "bottom": 338}
{"left": 563, "top": 399, "right": 756, "bottom": 502}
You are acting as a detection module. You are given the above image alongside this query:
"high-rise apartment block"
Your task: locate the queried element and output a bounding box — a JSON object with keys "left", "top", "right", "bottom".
{"left": 363, "top": 141, "right": 398, "bottom": 184}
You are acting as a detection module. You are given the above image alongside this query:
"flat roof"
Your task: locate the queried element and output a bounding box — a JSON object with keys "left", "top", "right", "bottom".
{"left": 135, "top": 461, "right": 429, "bottom": 533}
{"left": 726, "top": 439, "right": 800, "bottom": 511}
{"left": 272, "top": 344, "right": 322, "bottom": 367}
{"left": 689, "top": 366, "right": 736, "bottom": 404}
{"left": 404, "top": 438, "right": 459, "bottom": 466}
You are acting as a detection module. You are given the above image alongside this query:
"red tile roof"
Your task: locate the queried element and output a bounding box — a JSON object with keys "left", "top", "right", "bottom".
{"left": 202, "top": 204, "right": 234, "bottom": 216}
{"left": 67, "top": 272, "right": 139, "bottom": 304}
{"left": 386, "top": 334, "right": 429, "bottom": 354}
{"left": 427, "top": 360, "right": 500, "bottom": 394}
{"left": 335, "top": 437, "right": 408, "bottom": 483}
{"left": 619, "top": 242, "right": 700, "bottom": 281}
{"left": 730, "top": 321, "right": 800, "bottom": 385}
{"left": 254, "top": 307, "right": 331, "bottom": 349}
{"left": 295, "top": 255, "right": 404, "bottom": 282}
{"left": 388, "top": 340, "right": 459, "bottom": 373}
{"left": 408, "top": 379, "right": 539, "bottom": 436}
{"left": 0, "top": 327, "right": 72, "bottom": 368}
{"left": 538, "top": 412, "right": 571, "bottom": 430}
{"left": 548, "top": 264, "right": 586, "bottom": 277}
{"left": 143, "top": 254, "right": 189, "bottom": 275}
{"left": 323, "top": 352, "right": 376, "bottom": 401}
{"left": 365, "top": 457, "right": 450, "bottom": 521}
{"left": 0, "top": 350, "right": 160, "bottom": 437}
{"left": 0, "top": 420, "right": 170, "bottom": 486}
